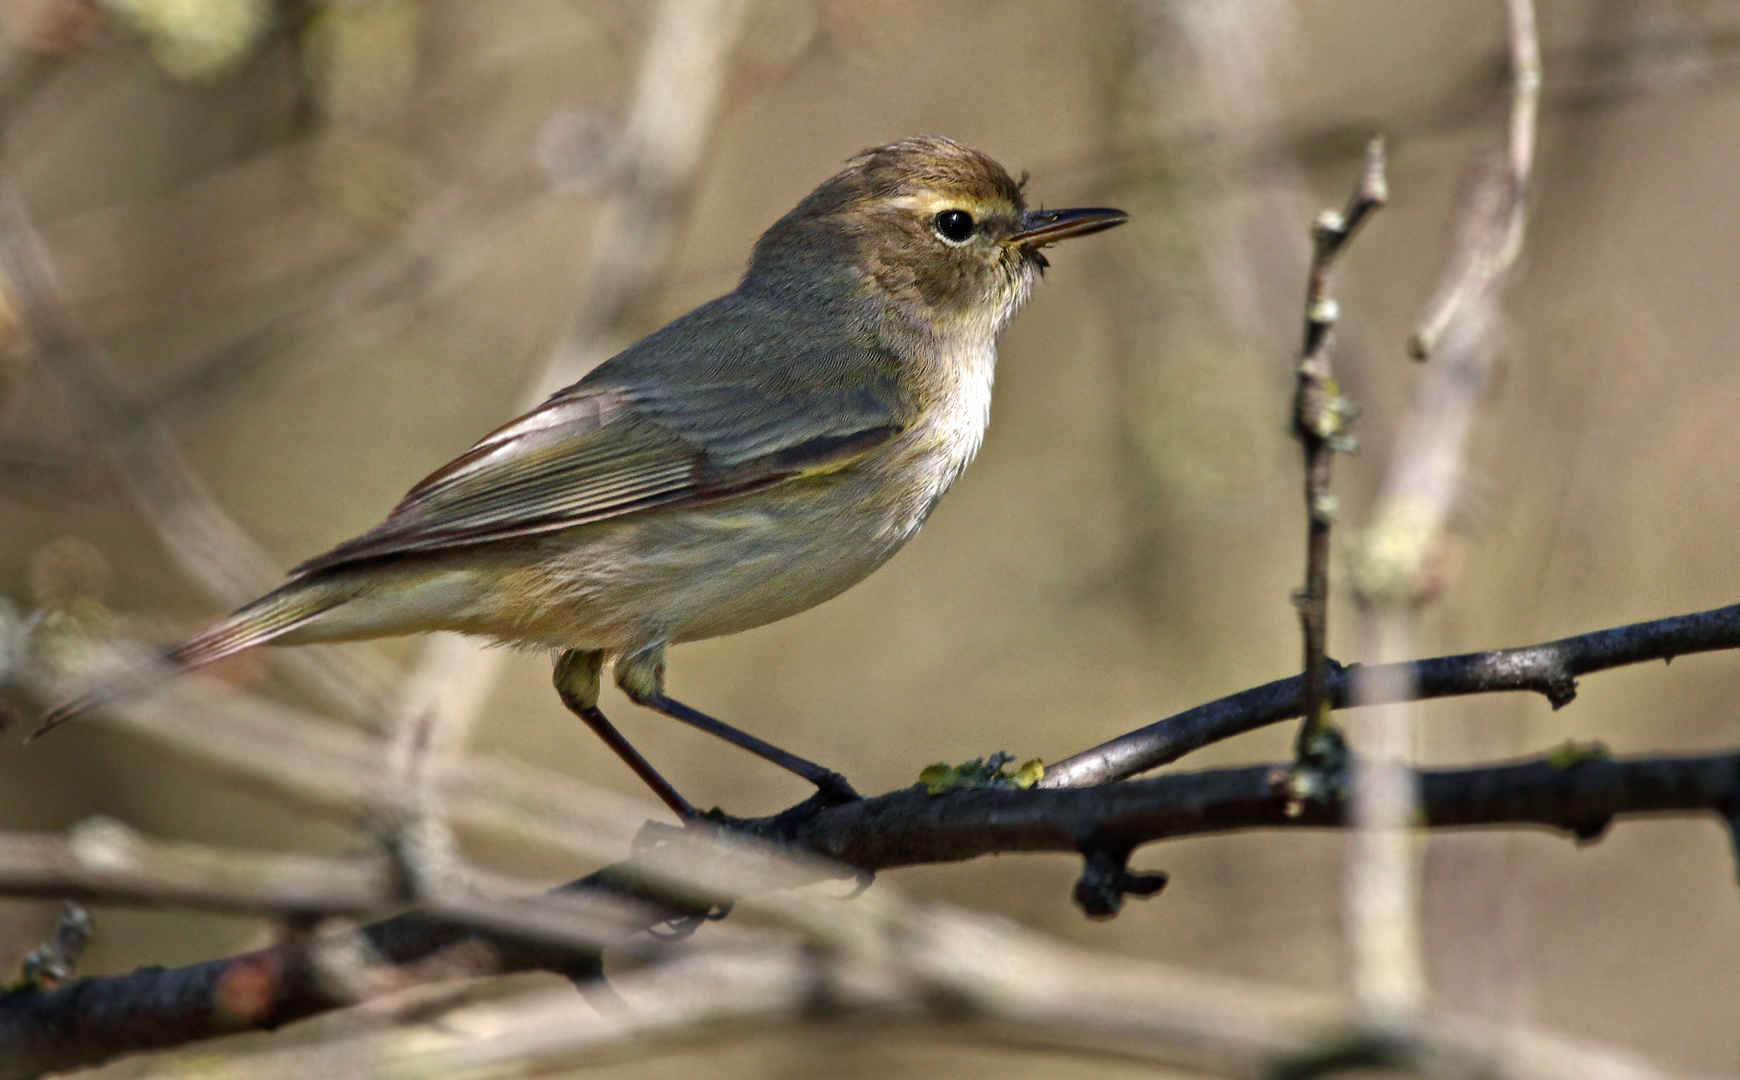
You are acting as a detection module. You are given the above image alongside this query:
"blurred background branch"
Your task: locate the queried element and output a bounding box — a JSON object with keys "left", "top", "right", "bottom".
{"left": 0, "top": 186, "right": 395, "bottom": 720}
{"left": 1344, "top": 0, "right": 1541, "bottom": 1032}
{"left": 2, "top": 1, "right": 1740, "bottom": 1078}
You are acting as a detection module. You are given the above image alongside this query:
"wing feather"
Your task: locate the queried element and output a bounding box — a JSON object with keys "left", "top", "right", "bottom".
{"left": 292, "top": 295, "right": 907, "bottom": 577}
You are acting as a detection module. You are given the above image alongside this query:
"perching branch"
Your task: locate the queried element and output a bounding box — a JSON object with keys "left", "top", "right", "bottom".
{"left": 4, "top": 742, "right": 1739, "bottom": 1078}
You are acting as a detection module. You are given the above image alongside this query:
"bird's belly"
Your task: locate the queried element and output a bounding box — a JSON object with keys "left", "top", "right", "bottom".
{"left": 484, "top": 468, "right": 941, "bottom": 651}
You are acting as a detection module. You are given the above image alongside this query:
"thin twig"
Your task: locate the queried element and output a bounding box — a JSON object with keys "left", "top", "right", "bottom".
{"left": 1290, "top": 137, "right": 1386, "bottom": 772}
{"left": 1409, "top": 0, "right": 1539, "bottom": 361}
{"left": 1041, "top": 597, "right": 1740, "bottom": 787}
{"left": 9, "top": 902, "right": 90, "bottom": 993}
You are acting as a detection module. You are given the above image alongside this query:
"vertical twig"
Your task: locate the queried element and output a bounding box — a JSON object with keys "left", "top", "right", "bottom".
{"left": 1346, "top": 0, "right": 1541, "bottom": 1026}
{"left": 1344, "top": 624, "right": 1427, "bottom": 1022}
{"left": 1291, "top": 138, "right": 1386, "bottom": 775}
{"left": 1409, "top": 0, "right": 1537, "bottom": 362}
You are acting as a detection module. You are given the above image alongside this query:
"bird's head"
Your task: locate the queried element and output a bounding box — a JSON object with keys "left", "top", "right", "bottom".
{"left": 743, "top": 136, "right": 1126, "bottom": 341}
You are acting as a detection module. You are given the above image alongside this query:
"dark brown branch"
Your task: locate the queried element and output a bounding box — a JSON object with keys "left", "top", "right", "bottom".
{"left": 788, "top": 750, "right": 1740, "bottom": 870}
{"left": 1291, "top": 137, "right": 1386, "bottom": 767}
{"left": 1041, "top": 599, "right": 1740, "bottom": 788}
{"left": 5, "top": 746, "right": 1739, "bottom": 1078}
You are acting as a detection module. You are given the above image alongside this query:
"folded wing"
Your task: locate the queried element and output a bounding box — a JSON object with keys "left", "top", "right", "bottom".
{"left": 294, "top": 298, "right": 904, "bottom": 576}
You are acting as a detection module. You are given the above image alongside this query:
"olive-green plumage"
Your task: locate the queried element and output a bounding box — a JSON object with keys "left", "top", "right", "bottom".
{"left": 44, "top": 136, "right": 1125, "bottom": 812}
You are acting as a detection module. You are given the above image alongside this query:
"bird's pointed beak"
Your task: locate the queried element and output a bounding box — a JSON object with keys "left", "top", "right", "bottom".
{"left": 1007, "top": 206, "right": 1129, "bottom": 248}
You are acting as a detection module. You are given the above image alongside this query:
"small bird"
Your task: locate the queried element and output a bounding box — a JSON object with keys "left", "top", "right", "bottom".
{"left": 42, "top": 136, "right": 1126, "bottom": 817}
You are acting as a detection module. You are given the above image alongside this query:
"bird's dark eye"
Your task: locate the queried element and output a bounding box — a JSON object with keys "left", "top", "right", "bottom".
{"left": 934, "top": 209, "right": 975, "bottom": 243}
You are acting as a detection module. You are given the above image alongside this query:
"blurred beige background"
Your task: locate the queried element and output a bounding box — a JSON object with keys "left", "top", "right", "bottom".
{"left": 3, "top": 0, "right": 1740, "bottom": 1075}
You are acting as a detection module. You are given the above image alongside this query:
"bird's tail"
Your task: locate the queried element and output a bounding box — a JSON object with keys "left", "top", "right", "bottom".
{"left": 33, "top": 577, "right": 352, "bottom": 738}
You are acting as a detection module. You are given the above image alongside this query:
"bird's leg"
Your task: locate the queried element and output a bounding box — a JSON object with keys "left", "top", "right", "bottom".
{"left": 615, "top": 646, "right": 860, "bottom": 806}
{"left": 641, "top": 693, "right": 862, "bottom": 805}
{"left": 553, "top": 648, "right": 697, "bottom": 819}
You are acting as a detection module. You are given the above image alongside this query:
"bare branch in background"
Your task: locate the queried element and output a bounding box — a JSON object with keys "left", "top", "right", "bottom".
{"left": 0, "top": 187, "right": 394, "bottom": 721}
{"left": 9, "top": 652, "right": 657, "bottom": 867}
{"left": 550, "top": 0, "right": 752, "bottom": 381}
{"left": 7, "top": 900, "right": 1343, "bottom": 1080}
{"left": 72, "top": 942, "right": 1703, "bottom": 1080}
{"left": 1409, "top": 0, "right": 1540, "bottom": 364}
{"left": 0, "top": 818, "right": 694, "bottom": 958}
{"left": 1345, "top": 0, "right": 1541, "bottom": 1026}
{"left": 1351, "top": 0, "right": 1542, "bottom": 613}
{"left": 0, "top": 6, "right": 1728, "bottom": 1078}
